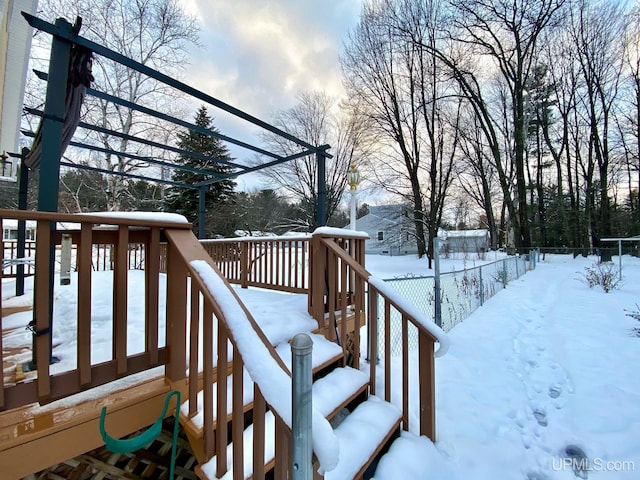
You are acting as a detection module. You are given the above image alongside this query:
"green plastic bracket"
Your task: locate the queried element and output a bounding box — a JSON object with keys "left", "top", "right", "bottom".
{"left": 99, "top": 390, "right": 181, "bottom": 478}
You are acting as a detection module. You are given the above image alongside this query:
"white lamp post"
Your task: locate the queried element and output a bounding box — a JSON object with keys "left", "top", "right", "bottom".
{"left": 347, "top": 163, "right": 360, "bottom": 230}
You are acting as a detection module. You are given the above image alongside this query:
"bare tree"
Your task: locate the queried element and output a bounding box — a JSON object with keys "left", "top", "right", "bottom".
{"left": 456, "top": 113, "right": 502, "bottom": 248}
{"left": 399, "top": 0, "right": 565, "bottom": 252}
{"left": 619, "top": 3, "right": 640, "bottom": 219}
{"left": 30, "top": 0, "right": 199, "bottom": 210}
{"left": 342, "top": 0, "right": 460, "bottom": 264}
{"left": 567, "top": 0, "right": 626, "bottom": 244}
{"left": 258, "top": 91, "right": 363, "bottom": 230}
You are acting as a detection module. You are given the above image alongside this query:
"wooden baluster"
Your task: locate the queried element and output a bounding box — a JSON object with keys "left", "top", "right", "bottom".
{"left": 113, "top": 225, "right": 129, "bottom": 375}
{"left": 165, "top": 242, "right": 188, "bottom": 383}
{"left": 253, "top": 387, "right": 266, "bottom": 480}
{"left": 189, "top": 287, "right": 200, "bottom": 418}
{"left": 328, "top": 248, "right": 338, "bottom": 346}
{"left": 368, "top": 286, "right": 378, "bottom": 394}
{"left": 145, "top": 228, "right": 160, "bottom": 364}
{"left": 34, "top": 220, "right": 51, "bottom": 400}
{"left": 419, "top": 332, "right": 436, "bottom": 441}
{"left": 241, "top": 241, "right": 248, "bottom": 288}
{"left": 204, "top": 302, "right": 215, "bottom": 460}
{"left": 232, "top": 354, "right": 244, "bottom": 478}
{"left": 274, "top": 415, "right": 291, "bottom": 480}
{"left": 216, "top": 321, "right": 229, "bottom": 478}
{"left": 384, "top": 301, "right": 391, "bottom": 402}
{"left": 402, "top": 314, "right": 409, "bottom": 431}
{"left": 77, "top": 223, "right": 92, "bottom": 386}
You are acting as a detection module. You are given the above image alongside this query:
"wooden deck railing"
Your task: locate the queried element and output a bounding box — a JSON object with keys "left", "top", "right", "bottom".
{"left": 201, "top": 236, "right": 310, "bottom": 293}
{"left": 0, "top": 209, "right": 192, "bottom": 411}
{"left": 310, "top": 229, "right": 443, "bottom": 440}
{"left": 163, "top": 228, "right": 309, "bottom": 479}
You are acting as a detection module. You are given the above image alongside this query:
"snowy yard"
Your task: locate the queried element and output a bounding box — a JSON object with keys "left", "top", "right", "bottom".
{"left": 2, "top": 253, "right": 639, "bottom": 479}
{"left": 370, "top": 254, "right": 640, "bottom": 480}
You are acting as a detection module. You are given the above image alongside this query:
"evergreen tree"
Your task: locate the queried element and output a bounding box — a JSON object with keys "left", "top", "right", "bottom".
{"left": 164, "top": 106, "right": 236, "bottom": 236}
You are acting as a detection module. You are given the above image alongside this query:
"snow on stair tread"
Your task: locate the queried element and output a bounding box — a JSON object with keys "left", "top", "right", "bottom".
{"left": 324, "top": 396, "right": 401, "bottom": 480}
{"left": 200, "top": 410, "right": 275, "bottom": 480}
{"left": 312, "top": 366, "right": 369, "bottom": 418}
{"left": 276, "top": 332, "right": 342, "bottom": 371}
{"left": 180, "top": 369, "right": 254, "bottom": 433}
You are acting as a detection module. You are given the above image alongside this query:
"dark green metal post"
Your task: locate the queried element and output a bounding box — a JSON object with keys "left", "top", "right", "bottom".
{"left": 198, "top": 186, "right": 206, "bottom": 239}
{"left": 16, "top": 149, "right": 30, "bottom": 296}
{"left": 29, "top": 18, "right": 73, "bottom": 369}
{"left": 316, "top": 151, "right": 326, "bottom": 228}
{"left": 37, "top": 18, "right": 73, "bottom": 211}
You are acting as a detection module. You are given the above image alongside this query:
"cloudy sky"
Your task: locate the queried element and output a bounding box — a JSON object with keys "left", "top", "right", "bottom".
{"left": 178, "top": 0, "right": 363, "bottom": 187}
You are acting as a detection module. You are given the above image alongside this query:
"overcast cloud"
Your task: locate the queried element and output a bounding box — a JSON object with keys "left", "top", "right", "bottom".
{"left": 180, "top": 0, "right": 362, "bottom": 137}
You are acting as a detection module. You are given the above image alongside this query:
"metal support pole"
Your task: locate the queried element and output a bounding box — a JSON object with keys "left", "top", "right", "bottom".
{"left": 316, "top": 151, "right": 326, "bottom": 228}
{"left": 479, "top": 267, "right": 484, "bottom": 306}
{"left": 618, "top": 240, "right": 622, "bottom": 281}
{"left": 29, "top": 18, "right": 73, "bottom": 369}
{"left": 16, "top": 150, "right": 29, "bottom": 296}
{"left": 433, "top": 237, "right": 442, "bottom": 328}
{"left": 37, "top": 18, "right": 73, "bottom": 211}
{"left": 198, "top": 186, "right": 206, "bottom": 239}
{"left": 292, "top": 333, "right": 313, "bottom": 480}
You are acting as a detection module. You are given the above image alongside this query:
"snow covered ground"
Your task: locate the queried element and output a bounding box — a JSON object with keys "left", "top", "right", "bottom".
{"left": 372, "top": 254, "right": 640, "bottom": 480}
{"left": 2, "top": 253, "right": 639, "bottom": 479}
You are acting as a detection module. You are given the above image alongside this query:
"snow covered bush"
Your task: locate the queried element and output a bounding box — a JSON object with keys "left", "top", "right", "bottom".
{"left": 581, "top": 263, "right": 620, "bottom": 293}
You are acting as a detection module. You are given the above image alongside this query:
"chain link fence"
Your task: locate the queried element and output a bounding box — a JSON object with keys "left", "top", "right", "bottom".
{"left": 371, "top": 251, "right": 539, "bottom": 358}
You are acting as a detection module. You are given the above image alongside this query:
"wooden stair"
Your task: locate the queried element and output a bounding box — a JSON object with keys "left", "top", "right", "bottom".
{"left": 181, "top": 332, "right": 402, "bottom": 480}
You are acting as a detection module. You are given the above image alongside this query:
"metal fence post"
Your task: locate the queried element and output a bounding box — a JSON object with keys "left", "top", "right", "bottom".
{"left": 292, "top": 333, "right": 313, "bottom": 480}
{"left": 479, "top": 267, "right": 484, "bottom": 306}
{"left": 502, "top": 259, "right": 508, "bottom": 288}
{"left": 433, "top": 237, "right": 442, "bottom": 328}
{"left": 515, "top": 254, "right": 519, "bottom": 278}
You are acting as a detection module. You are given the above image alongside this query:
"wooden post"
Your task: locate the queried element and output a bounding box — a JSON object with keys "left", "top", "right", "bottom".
{"left": 77, "top": 224, "right": 92, "bottom": 386}
{"left": 241, "top": 241, "right": 249, "bottom": 288}
{"left": 165, "top": 242, "right": 188, "bottom": 382}
{"left": 419, "top": 332, "right": 436, "bottom": 441}
{"left": 113, "top": 226, "right": 129, "bottom": 375}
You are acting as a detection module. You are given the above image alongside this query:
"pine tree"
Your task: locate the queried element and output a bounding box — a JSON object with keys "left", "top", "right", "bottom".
{"left": 164, "top": 106, "right": 236, "bottom": 236}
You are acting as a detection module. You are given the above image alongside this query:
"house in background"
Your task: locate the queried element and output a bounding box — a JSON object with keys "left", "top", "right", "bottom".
{"left": 350, "top": 204, "right": 490, "bottom": 256}
{"left": 350, "top": 204, "right": 419, "bottom": 255}
{"left": 439, "top": 229, "right": 490, "bottom": 255}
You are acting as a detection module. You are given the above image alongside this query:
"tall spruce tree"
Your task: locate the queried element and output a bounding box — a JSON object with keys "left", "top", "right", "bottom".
{"left": 164, "top": 106, "right": 236, "bottom": 236}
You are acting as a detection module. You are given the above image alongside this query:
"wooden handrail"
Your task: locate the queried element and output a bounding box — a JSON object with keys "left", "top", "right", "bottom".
{"left": 163, "top": 228, "right": 295, "bottom": 478}
{"left": 312, "top": 232, "right": 445, "bottom": 441}
{"left": 0, "top": 208, "right": 192, "bottom": 229}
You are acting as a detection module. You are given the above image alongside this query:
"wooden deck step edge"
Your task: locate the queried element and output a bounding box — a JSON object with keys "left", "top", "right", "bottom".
{"left": 183, "top": 333, "right": 343, "bottom": 441}
{"left": 275, "top": 332, "right": 343, "bottom": 374}
{"left": 323, "top": 396, "right": 402, "bottom": 480}
{"left": 312, "top": 366, "right": 369, "bottom": 421}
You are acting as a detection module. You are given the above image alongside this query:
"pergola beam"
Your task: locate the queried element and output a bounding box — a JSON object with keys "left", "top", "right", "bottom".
{"left": 59, "top": 161, "right": 195, "bottom": 189}
{"left": 22, "top": 130, "right": 224, "bottom": 179}
{"left": 25, "top": 107, "right": 249, "bottom": 172}
{"left": 24, "top": 12, "right": 318, "bottom": 151}
{"left": 33, "top": 70, "right": 281, "bottom": 162}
